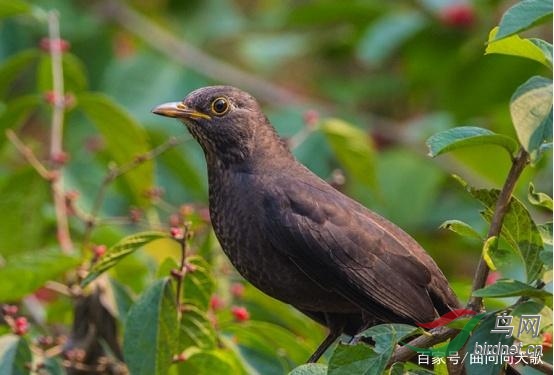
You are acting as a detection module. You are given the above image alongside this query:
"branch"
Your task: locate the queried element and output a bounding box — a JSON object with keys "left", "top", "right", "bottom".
{"left": 47, "top": 11, "right": 73, "bottom": 253}
{"left": 82, "top": 134, "right": 191, "bottom": 247}
{"left": 5, "top": 130, "right": 51, "bottom": 179}
{"left": 467, "top": 148, "right": 529, "bottom": 311}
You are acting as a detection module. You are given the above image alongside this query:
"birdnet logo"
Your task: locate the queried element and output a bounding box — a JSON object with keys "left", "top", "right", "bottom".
{"left": 406, "top": 309, "right": 546, "bottom": 367}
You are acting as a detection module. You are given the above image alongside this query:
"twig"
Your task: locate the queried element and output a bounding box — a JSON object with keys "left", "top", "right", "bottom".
{"left": 467, "top": 148, "right": 529, "bottom": 311}
{"left": 47, "top": 11, "right": 73, "bottom": 253}
{"left": 174, "top": 230, "right": 188, "bottom": 316}
{"left": 82, "top": 135, "right": 191, "bottom": 247}
{"left": 5, "top": 130, "right": 51, "bottom": 179}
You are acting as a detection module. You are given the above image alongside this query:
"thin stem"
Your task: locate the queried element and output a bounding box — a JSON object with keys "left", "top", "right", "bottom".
{"left": 47, "top": 11, "right": 73, "bottom": 253}
{"left": 467, "top": 148, "right": 529, "bottom": 311}
{"left": 5, "top": 130, "right": 51, "bottom": 179}
{"left": 82, "top": 135, "right": 190, "bottom": 247}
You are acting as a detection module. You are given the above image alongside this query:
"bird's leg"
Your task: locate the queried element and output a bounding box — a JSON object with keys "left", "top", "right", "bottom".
{"left": 307, "top": 328, "right": 342, "bottom": 363}
{"left": 306, "top": 313, "right": 345, "bottom": 363}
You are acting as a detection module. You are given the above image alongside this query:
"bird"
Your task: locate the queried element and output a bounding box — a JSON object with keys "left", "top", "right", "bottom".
{"left": 152, "top": 86, "right": 460, "bottom": 363}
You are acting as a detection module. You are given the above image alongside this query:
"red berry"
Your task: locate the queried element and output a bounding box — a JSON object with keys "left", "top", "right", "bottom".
{"left": 230, "top": 283, "right": 245, "bottom": 298}
{"left": 51, "top": 151, "right": 70, "bottom": 165}
{"left": 302, "top": 109, "right": 320, "bottom": 128}
{"left": 129, "top": 208, "right": 142, "bottom": 223}
{"left": 210, "top": 295, "right": 225, "bottom": 311}
{"left": 14, "top": 317, "right": 29, "bottom": 335}
{"left": 39, "top": 37, "right": 71, "bottom": 53}
{"left": 34, "top": 287, "right": 57, "bottom": 302}
{"left": 170, "top": 227, "right": 184, "bottom": 240}
{"left": 231, "top": 306, "right": 250, "bottom": 322}
{"left": 93, "top": 244, "right": 107, "bottom": 258}
{"left": 486, "top": 271, "right": 500, "bottom": 285}
{"left": 440, "top": 4, "right": 475, "bottom": 28}
{"left": 173, "top": 353, "right": 187, "bottom": 362}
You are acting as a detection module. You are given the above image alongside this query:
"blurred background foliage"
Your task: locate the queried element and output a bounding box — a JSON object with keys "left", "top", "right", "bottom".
{"left": 0, "top": 0, "right": 552, "bottom": 374}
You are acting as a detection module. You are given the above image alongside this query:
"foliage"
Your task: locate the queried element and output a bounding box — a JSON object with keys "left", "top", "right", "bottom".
{"left": 0, "top": 0, "right": 551, "bottom": 374}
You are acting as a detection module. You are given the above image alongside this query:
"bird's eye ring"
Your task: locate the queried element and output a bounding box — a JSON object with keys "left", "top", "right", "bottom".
{"left": 211, "top": 97, "right": 229, "bottom": 115}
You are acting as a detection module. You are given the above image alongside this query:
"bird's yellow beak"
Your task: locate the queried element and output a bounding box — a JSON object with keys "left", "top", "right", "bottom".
{"left": 152, "top": 102, "right": 211, "bottom": 120}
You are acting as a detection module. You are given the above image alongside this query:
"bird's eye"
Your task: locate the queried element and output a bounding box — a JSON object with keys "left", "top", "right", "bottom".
{"left": 211, "top": 97, "right": 229, "bottom": 115}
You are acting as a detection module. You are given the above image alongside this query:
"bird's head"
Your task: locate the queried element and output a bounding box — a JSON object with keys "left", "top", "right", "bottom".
{"left": 153, "top": 86, "right": 280, "bottom": 166}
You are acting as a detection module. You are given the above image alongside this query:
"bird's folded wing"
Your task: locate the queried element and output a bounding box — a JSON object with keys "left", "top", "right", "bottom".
{"left": 262, "top": 179, "right": 442, "bottom": 323}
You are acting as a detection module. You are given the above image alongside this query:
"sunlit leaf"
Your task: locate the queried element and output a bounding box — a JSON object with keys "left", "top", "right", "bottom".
{"left": 439, "top": 219, "right": 482, "bottom": 240}
{"left": 426, "top": 126, "right": 517, "bottom": 158}
{"left": 510, "top": 76, "right": 552, "bottom": 162}
{"left": 528, "top": 183, "right": 553, "bottom": 210}
{"left": 495, "top": 0, "right": 553, "bottom": 40}
{"left": 486, "top": 27, "right": 552, "bottom": 68}
{"left": 0, "top": 335, "right": 31, "bottom": 375}
{"left": 82, "top": 231, "right": 168, "bottom": 287}
{"left": 123, "top": 278, "right": 178, "bottom": 375}
{"left": 0, "top": 0, "right": 31, "bottom": 19}
{"left": 321, "top": 118, "right": 377, "bottom": 192}
{"left": 0, "top": 248, "right": 80, "bottom": 302}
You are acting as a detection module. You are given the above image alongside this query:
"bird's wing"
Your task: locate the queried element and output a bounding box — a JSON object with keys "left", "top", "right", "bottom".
{"left": 262, "top": 176, "right": 455, "bottom": 323}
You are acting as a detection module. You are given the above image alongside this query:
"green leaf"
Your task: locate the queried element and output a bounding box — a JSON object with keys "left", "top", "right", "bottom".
{"left": 77, "top": 92, "right": 153, "bottom": 205}
{"left": 495, "top": 0, "right": 553, "bottom": 41}
{"left": 175, "top": 348, "right": 247, "bottom": 375}
{"left": 357, "top": 11, "right": 426, "bottom": 65}
{"left": 0, "top": 335, "right": 31, "bottom": 375}
{"left": 37, "top": 53, "right": 88, "bottom": 93}
{"left": 82, "top": 231, "right": 168, "bottom": 287}
{"left": 439, "top": 219, "right": 482, "bottom": 240}
{"left": 321, "top": 118, "right": 377, "bottom": 192}
{"left": 289, "top": 363, "right": 328, "bottom": 375}
{"left": 465, "top": 313, "right": 513, "bottom": 375}
{"left": 0, "top": 168, "right": 49, "bottom": 255}
{"left": 0, "top": 49, "right": 39, "bottom": 99}
{"left": 0, "top": 0, "right": 31, "bottom": 19}
{"left": 180, "top": 304, "right": 216, "bottom": 350}
{"left": 485, "top": 27, "right": 552, "bottom": 69}
{"left": 538, "top": 222, "right": 553, "bottom": 244}
{"left": 182, "top": 256, "right": 216, "bottom": 311}
{"left": 510, "top": 76, "right": 553, "bottom": 162}
{"left": 328, "top": 324, "right": 419, "bottom": 375}
{"left": 459, "top": 183, "right": 544, "bottom": 282}
{"left": 473, "top": 279, "right": 551, "bottom": 299}
{"left": 425, "top": 126, "right": 518, "bottom": 158}
{"left": 123, "top": 278, "right": 178, "bottom": 375}
{"left": 0, "top": 248, "right": 80, "bottom": 301}
{"left": 0, "top": 96, "right": 41, "bottom": 142}
{"left": 528, "top": 183, "right": 553, "bottom": 210}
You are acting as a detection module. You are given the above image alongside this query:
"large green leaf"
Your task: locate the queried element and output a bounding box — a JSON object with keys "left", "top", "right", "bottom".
{"left": 460, "top": 182, "right": 544, "bottom": 281}
{"left": 321, "top": 118, "right": 377, "bottom": 192}
{"left": 289, "top": 364, "right": 328, "bottom": 375}
{"left": 180, "top": 304, "right": 217, "bottom": 350}
{"left": 0, "top": 0, "right": 31, "bottom": 19}
{"left": 77, "top": 92, "right": 153, "bottom": 205}
{"left": 0, "top": 49, "right": 39, "bottom": 99}
{"left": 426, "top": 126, "right": 517, "bottom": 158}
{"left": 439, "top": 219, "right": 482, "bottom": 240}
{"left": 0, "top": 248, "right": 80, "bottom": 301}
{"left": 123, "top": 278, "right": 179, "bottom": 375}
{"left": 328, "top": 324, "right": 419, "bottom": 375}
{"left": 81, "top": 231, "right": 168, "bottom": 287}
{"left": 510, "top": 76, "right": 553, "bottom": 162}
{"left": 0, "top": 168, "right": 49, "bottom": 255}
{"left": 473, "top": 279, "right": 551, "bottom": 301}
{"left": 182, "top": 256, "right": 216, "bottom": 311}
{"left": 0, "top": 335, "right": 31, "bottom": 375}
{"left": 465, "top": 313, "right": 514, "bottom": 375}
{"left": 486, "top": 27, "right": 552, "bottom": 69}
{"left": 495, "top": 0, "right": 553, "bottom": 40}
{"left": 174, "top": 348, "right": 248, "bottom": 375}
{"left": 37, "top": 53, "right": 88, "bottom": 93}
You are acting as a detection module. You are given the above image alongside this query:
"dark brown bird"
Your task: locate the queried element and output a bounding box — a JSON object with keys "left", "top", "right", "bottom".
{"left": 152, "top": 86, "right": 459, "bottom": 362}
